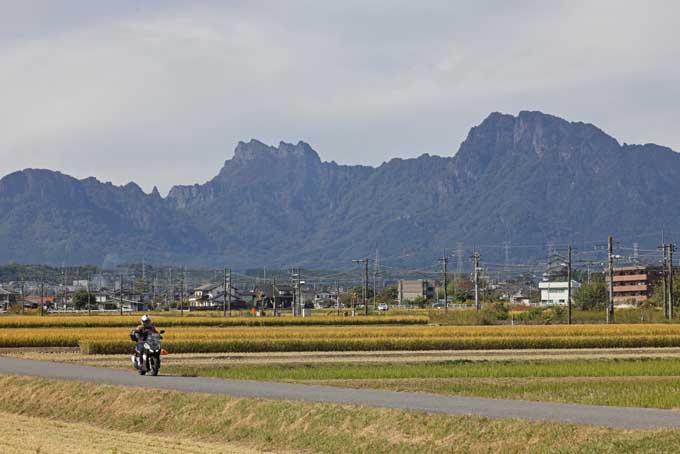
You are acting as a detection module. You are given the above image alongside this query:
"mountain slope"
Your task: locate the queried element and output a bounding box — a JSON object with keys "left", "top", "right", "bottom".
{"left": 1, "top": 111, "right": 678, "bottom": 268}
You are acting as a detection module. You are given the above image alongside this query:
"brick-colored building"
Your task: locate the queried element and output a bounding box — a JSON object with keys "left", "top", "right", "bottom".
{"left": 610, "top": 266, "right": 663, "bottom": 305}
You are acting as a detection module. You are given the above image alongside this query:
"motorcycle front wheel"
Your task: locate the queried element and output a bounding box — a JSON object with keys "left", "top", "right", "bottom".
{"left": 149, "top": 355, "right": 160, "bottom": 376}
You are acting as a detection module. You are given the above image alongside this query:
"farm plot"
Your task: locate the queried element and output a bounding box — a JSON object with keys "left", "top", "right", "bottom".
{"left": 7, "top": 324, "right": 680, "bottom": 354}
{"left": 164, "top": 357, "right": 680, "bottom": 409}
{"left": 0, "top": 314, "right": 427, "bottom": 328}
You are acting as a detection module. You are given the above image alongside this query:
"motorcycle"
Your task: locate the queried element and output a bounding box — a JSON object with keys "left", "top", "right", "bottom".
{"left": 131, "top": 330, "right": 165, "bottom": 376}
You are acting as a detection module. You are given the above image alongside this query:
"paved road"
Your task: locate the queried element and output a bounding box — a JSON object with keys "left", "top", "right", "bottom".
{"left": 1, "top": 356, "right": 679, "bottom": 430}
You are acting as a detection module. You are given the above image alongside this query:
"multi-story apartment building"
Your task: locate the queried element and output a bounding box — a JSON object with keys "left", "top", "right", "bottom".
{"left": 610, "top": 266, "right": 663, "bottom": 305}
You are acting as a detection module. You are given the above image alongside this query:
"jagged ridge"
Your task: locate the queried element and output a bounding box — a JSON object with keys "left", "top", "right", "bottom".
{"left": 0, "top": 111, "right": 678, "bottom": 267}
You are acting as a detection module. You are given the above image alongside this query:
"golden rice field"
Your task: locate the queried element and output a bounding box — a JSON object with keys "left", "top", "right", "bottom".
{"left": 0, "top": 314, "right": 427, "bottom": 328}
{"left": 6, "top": 323, "right": 680, "bottom": 354}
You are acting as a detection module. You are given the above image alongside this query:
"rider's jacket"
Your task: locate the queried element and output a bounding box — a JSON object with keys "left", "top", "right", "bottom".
{"left": 130, "top": 324, "right": 158, "bottom": 342}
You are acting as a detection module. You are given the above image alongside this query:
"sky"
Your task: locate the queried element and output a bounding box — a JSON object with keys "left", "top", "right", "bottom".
{"left": 1, "top": 1, "right": 679, "bottom": 194}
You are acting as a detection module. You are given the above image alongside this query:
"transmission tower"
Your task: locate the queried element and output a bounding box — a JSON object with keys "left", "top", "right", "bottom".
{"left": 503, "top": 240, "right": 511, "bottom": 282}
{"left": 456, "top": 242, "right": 464, "bottom": 275}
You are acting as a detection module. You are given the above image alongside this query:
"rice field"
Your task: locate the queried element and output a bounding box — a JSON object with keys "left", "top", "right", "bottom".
{"left": 0, "top": 314, "right": 427, "bottom": 328}
{"left": 7, "top": 323, "right": 680, "bottom": 354}
{"left": 163, "top": 358, "right": 680, "bottom": 409}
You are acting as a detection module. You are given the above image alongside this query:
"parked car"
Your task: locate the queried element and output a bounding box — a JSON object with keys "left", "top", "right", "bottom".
{"left": 377, "top": 303, "right": 389, "bottom": 311}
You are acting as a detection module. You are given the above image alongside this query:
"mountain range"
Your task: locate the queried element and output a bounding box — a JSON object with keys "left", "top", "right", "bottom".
{"left": 2, "top": 110, "right": 679, "bottom": 269}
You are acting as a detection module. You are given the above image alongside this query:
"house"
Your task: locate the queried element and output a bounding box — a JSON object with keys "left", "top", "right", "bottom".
{"left": 0, "top": 288, "right": 17, "bottom": 310}
{"left": 211, "top": 288, "right": 248, "bottom": 310}
{"left": 189, "top": 283, "right": 221, "bottom": 307}
{"left": 268, "top": 283, "right": 295, "bottom": 309}
{"left": 314, "top": 291, "right": 338, "bottom": 308}
{"left": 609, "top": 266, "right": 663, "bottom": 305}
{"left": 398, "top": 279, "right": 435, "bottom": 303}
{"left": 92, "top": 289, "right": 119, "bottom": 310}
{"left": 24, "top": 294, "right": 56, "bottom": 309}
{"left": 189, "top": 283, "right": 247, "bottom": 310}
{"left": 538, "top": 280, "right": 581, "bottom": 305}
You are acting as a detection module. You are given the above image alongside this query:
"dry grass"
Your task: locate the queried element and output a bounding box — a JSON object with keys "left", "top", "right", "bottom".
{"left": 3, "top": 374, "right": 679, "bottom": 453}
{"left": 0, "top": 411, "right": 281, "bottom": 454}
{"left": 0, "top": 375, "right": 680, "bottom": 454}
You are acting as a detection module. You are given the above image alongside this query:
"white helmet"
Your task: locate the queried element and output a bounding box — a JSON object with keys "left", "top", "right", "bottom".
{"left": 141, "top": 314, "right": 151, "bottom": 325}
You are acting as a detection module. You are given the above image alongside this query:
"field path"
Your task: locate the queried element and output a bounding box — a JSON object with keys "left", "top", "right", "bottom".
{"left": 1, "top": 355, "right": 680, "bottom": 430}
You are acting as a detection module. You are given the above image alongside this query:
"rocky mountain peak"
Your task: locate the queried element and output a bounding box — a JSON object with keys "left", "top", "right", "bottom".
{"left": 2, "top": 111, "right": 680, "bottom": 267}
{"left": 454, "top": 110, "right": 622, "bottom": 179}
{"left": 231, "top": 139, "right": 321, "bottom": 165}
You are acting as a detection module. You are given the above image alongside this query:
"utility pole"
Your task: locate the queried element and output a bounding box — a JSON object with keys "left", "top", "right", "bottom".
{"left": 372, "top": 250, "right": 383, "bottom": 310}
{"left": 167, "top": 267, "right": 173, "bottom": 310}
{"left": 40, "top": 279, "right": 44, "bottom": 316}
{"left": 152, "top": 274, "right": 157, "bottom": 309}
{"left": 87, "top": 274, "right": 91, "bottom": 316}
{"left": 228, "top": 268, "right": 232, "bottom": 317}
{"left": 439, "top": 252, "right": 449, "bottom": 313}
{"left": 180, "top": 267, "right": 185, "bottom": 316}
{"left": 272, "top": 276, "right": 277, "bottom": 317}
{"left": 119, "top": 275, "right": 123, "bottom": 316}
{"left": 660, "top": 244, "right": 668, "bottom": 319}
{"left": 353, "top": 259, "right": 369, "bottom": 315}
{"left": 373, "top": 271, "right": 377, "bottom": 310}
{"left": 298, "top": 269, "right": 303, "bottom": 316}
{"left": 336, "top": 280, "right": 341, "bottom": 316}
{"left": 567, "top": 245, "right": 572, "bottom": 325}
{"left": 291, "top": 268, "right": 300, "bottom": 317}
{"left": 20, "top": 279, "right": 25, "bottom": 315}
{"left": 607, "top": 236, "right": 614, "bottom": 324}
{"left": 62, "top": 267, "right": 66, "bottom": 311}
{"left": 223, "top": 267, "right": 229, "bottom": 317}
{"left": 372, "top": 251, "right": 379, "bottom": 310}
{"left": 669, "top": 244, "right": 675, "bottom": 320}
{"left": 503, "top": 241, "right": 511, "bottom": 282}
{"left": 472, "top": 251, "right": 480, "bottom": 311}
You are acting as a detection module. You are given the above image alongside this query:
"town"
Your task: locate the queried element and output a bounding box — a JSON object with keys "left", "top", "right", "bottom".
{"left": 1, "top": 238, "right": 675, "bottom": 324}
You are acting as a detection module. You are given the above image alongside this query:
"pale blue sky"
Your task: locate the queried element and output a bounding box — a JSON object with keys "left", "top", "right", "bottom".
{"left": 1, "top": 1, "right": 678, "bottom": 193}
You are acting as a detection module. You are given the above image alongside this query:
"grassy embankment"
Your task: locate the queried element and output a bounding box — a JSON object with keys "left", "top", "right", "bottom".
{"left": 2, "top": 374, "right": 680, "bottom": 454}
{"left": 0, "top": 411, "right": 266, "bottom": 454}
{"left": 165, "top": 358, "right": 680, "bottom": 409}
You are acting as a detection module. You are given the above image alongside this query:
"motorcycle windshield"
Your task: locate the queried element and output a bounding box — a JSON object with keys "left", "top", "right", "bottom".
{"left": 146, "top": 334, "right": 161, "bottom": 350}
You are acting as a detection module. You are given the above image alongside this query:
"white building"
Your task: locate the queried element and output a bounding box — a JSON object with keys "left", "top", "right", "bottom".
{"left": 538, "top": 280, "right": 581, "bottom": 305}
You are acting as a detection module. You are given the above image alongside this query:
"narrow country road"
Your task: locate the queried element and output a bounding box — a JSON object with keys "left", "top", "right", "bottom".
{"left": 1, "top": 356, "right": 678, "bottom": 430}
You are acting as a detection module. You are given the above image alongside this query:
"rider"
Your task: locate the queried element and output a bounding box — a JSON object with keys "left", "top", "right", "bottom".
{"left": 130, "top": 314, "right": 158, "bottom": 372}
